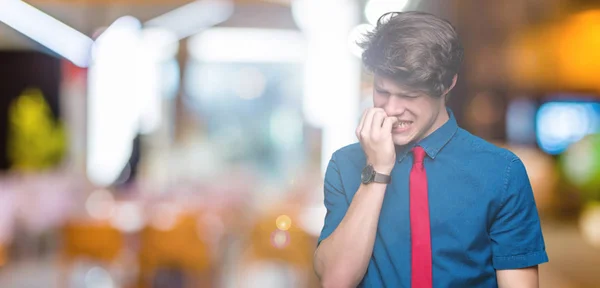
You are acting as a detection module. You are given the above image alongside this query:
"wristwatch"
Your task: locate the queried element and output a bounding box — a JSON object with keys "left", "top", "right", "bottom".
{"left": 361, "top": 164, "right": 391, "bottom": 184}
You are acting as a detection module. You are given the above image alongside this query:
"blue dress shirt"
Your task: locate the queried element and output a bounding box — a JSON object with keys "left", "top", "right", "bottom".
{"left": 318, "top": 109, "right": 549, "bottom": 287}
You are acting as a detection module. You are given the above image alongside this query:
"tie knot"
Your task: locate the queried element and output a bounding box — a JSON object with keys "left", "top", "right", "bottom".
{"left": 412, "top": 146, "right": 426, "bottom": 164}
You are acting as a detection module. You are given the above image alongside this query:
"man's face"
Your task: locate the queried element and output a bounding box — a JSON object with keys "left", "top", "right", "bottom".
{"left": 372, "top": 75, "right": 447, "bottom": 146}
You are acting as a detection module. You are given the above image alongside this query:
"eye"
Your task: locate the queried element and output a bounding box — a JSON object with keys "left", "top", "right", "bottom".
{"left": 375, "top": 89, "right": 390, "bottom": 96}
{"left": 401, "top": 93, "right": 420, "bottom": 99}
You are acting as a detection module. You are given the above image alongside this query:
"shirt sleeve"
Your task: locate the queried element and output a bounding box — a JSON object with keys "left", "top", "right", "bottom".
{"left": 490, "top": 157, "right": 549, "bottom": 270}
{"left": 317, "top": 152, "right": 350, "bottom": 246}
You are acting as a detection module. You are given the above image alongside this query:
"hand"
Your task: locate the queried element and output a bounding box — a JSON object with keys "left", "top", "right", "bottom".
{"left": 356, "top": 108, "right": 399, "bottom": 175}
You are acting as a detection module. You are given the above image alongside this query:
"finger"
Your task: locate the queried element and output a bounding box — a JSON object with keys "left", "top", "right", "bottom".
{"left": 362, "top": 108, "right": 383, "bottom": 137}
{"left": 371, "top": 110, "right": 386, "bottom": 134}
{"left": 360, "top": 108, "right": 377, "bottom": 133}
{"left": 382, "top": 116, "right": 399, "bottom": 133}
{"left": 356, "top": 109, "right": 368, "bottom": 138}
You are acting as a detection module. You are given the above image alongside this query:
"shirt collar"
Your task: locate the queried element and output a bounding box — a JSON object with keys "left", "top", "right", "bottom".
{"left": 396, "top": 108, "right": 458, "bottom": 163}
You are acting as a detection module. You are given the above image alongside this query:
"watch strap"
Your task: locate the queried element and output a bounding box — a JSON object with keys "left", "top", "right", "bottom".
{"left": 373, "top": 172, "right": 391, "bottom": 184}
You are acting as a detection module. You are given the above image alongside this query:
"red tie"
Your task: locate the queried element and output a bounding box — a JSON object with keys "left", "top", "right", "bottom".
{"left": 410, "top": 146, "right": 432, "bottom": 288}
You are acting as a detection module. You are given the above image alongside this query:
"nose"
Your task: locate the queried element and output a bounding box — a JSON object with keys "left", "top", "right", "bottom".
{"left": 383, "top": 95, "right": 406, "bottom": 116}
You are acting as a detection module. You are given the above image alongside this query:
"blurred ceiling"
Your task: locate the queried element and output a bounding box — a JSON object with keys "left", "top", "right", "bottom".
{"left": 9, "top": 0, "right": 600, "bottom": 94}
{"left": 0, "top": 0, "right": 296, "bottom": 50}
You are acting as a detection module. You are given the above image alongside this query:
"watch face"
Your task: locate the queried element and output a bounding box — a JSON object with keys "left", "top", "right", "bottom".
{"left": 361, "top": 165, "right": 374, "bottom": 184}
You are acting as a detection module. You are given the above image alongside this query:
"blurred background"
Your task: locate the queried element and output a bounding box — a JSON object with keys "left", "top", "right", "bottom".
{"left": 0, "top": 0, "right": 600, "bottom": 287}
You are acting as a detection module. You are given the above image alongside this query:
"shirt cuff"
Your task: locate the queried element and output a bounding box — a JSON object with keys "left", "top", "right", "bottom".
{"left": 493, "top": 250, "right": 549, "bottom": 270}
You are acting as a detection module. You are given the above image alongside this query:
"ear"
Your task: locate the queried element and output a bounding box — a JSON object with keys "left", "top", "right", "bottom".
{"left": 442, "top": 74, "right": 458, "bottom": 101}
{"left": 447, "top": 74, "right": 458, "bottom": 93}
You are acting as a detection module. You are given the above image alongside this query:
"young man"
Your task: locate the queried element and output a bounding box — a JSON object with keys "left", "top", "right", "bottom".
{"left": 313, "top": 11, "right": 548, "bottom": 288}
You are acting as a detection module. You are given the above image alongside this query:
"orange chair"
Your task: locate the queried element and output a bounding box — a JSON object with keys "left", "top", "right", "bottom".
{"left": 239, "top": 211, "right": 318, "bottom": 288}
{"left": 0, "top": 243, "right": 6, "bottom": 268}
{"left": 62, "top": 221, "right": 124, "bottom": 262}
{"left": 137, "top": 213, "right": 214, "bottom": 288}
{"left": 248, "top": 213, "right": 314, "bottom": 268}
{"left": 60, "top": 221, "right": 125, "bottom": 287}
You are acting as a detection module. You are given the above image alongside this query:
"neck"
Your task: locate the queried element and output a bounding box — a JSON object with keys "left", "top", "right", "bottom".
{"left": 419, "top": 107, "right": 450, "bottom": 141}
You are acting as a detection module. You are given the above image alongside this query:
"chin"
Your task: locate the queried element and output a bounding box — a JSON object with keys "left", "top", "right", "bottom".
{"left": 392, "top": 134, "right": 415, "bottom": 146}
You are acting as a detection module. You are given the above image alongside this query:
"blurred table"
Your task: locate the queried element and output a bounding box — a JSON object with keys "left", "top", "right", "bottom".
{"left": 539, "top": 218, "right": 600, "bottom": 288}
{"left": 0, "top": 218, "right": 599, "bottom": 287}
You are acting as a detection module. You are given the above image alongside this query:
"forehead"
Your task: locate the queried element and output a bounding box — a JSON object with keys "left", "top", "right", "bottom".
{"left": 373, "top": 74, "right": 422, "bottom": 96}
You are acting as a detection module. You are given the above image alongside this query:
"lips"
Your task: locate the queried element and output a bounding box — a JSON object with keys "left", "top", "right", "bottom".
{"left": 392, "top": 120, "right": 413, "bottom": 133}
{"left": 395, "top": 121, "right": 412, "bottom": 127}
{"left": 393, "top": 120, "right": 412, "bottom": 127}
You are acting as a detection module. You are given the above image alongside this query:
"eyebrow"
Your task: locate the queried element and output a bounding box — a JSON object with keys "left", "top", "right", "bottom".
{"left": 375, "top": 85, "right": 420, "bottom": 97}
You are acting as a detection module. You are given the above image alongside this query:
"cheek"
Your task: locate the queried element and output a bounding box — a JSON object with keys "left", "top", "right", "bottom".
{"left": 372, "top": 96, "right": 385, "bottom": 108}
{"left": 410, "top": 100, "right": 434, "bottom": 118}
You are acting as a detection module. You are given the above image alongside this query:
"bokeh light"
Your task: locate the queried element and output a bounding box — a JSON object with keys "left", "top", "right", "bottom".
{"left": 580, "top": 203, "right": 600, "bottom": 249}
{"left": 561, "top": 134, "right": 600, "bottom": 198}
{"left": 84, "top": 266, "right": 115, "bottom": 288}
{"left": 270, "top": 230, "right": 290, "bottom": 249}
{"left": 85, "top": 189, "right": 115, "bottom": 220}
{"left": 149, "top": 202, "right": 180, "bottom": 231}
{"left": 536, "top": 102, "right": 600, "bottom": 155}
{"left": 109, "top": 202, "right": 144, "bottom": 233}
{"left": 275, "top": 215, "right": 292, "bottom": 231}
